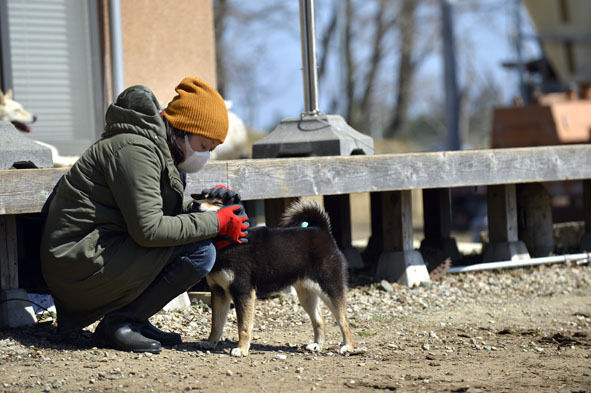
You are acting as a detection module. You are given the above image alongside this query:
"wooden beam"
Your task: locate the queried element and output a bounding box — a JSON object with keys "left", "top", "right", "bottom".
{"left": 3, "top": 145, "right": 591, "bottom": 214}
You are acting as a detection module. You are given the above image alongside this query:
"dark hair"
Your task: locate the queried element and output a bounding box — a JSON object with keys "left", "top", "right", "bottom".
{"left": 163, "top": 116, "right": 186, "bottom": 166}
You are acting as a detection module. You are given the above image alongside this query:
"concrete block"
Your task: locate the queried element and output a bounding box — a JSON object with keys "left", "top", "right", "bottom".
{"left": 580, "top": 233, "right": 591, "bottom": 252}
{"left": 0, "top": 121, "right": 53, "bottom": 169}
{"left": 375, "top": 250, "right": 430, "bottom": 287}
{"left": 342, "top": 247, "right": 364, "bottom": 269}
{"left": 482, "top": 241, "right": 530, "bottom": 262}
{"left": 163, "top": 292, "right": 191, "bottom": 312}
{"left": 252, "top": 114, "right": 374, "bottom": 158}
{"left": 0, "top": 288, "right": 36, "bottom": 328}
{"left": 419, "top": 237, "right": 462, "bottom": 262}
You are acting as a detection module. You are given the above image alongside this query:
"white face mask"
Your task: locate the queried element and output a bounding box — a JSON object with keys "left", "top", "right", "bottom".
{"left": 177, "top": 134, "right": 210, "bottom": 173}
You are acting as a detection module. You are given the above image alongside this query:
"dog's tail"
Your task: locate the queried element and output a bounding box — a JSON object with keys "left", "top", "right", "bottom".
{"left": 279, "top": 199, "right": 331, "bottom": 232}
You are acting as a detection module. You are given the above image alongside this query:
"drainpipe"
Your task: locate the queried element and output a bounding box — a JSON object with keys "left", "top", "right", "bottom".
{"left": 108, "top": 0, "right": 125, "bottom": 99}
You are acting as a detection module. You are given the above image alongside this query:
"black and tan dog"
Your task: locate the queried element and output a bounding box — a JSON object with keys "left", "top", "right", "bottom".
{"left": 194, "top": 198, "right": 355, "bottom": 357}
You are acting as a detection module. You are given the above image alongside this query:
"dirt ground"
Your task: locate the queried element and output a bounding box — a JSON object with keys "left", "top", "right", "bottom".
{"left": 1, "top": 262, "right": 590, "bottom": 393}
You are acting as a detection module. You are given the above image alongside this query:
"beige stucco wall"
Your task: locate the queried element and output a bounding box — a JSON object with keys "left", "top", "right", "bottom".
{"left": 119, "top": 0, "right": 217, "bottom": 107}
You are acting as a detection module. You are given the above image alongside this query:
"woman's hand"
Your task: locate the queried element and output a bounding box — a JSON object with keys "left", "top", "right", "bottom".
{"left": 215, "top": 204, "right": 249, "bottom": 244}
{"left": 201, "top": 185, "right": 241, "bottom": 205}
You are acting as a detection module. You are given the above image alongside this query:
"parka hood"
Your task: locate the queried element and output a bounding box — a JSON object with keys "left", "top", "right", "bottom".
{"left": 103, "top": 85, "right": 165, "bottom": 138}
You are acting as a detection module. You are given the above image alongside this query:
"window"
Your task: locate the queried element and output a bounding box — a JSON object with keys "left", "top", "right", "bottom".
{"left": 5, "top": 0, "right": 101, "bottom": 155}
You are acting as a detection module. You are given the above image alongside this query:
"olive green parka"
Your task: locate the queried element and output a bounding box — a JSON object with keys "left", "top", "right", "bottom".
{"left": 41, "top": 85, "right": 220, "bottom": 335}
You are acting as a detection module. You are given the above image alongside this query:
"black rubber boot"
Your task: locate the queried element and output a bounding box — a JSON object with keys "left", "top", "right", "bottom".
{"left": 93, "top": 256, "right": 204, "bottom": 352}
{"left": 92, "top": 318, "right": 162, "bottom": 353}
{"left": 139, "top": 320, "right": 182, "bottom": 346}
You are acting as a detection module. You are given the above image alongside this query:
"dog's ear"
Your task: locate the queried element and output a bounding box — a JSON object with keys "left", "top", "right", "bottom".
{"left": 0, "top": 90, "right": 4, "bottom": 105}
{"left": 5, "top": 89, "right": 12, "bottom": 100}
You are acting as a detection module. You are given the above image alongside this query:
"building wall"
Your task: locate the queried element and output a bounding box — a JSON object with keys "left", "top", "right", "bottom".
{"left": 115, "top": 0, "right": 217, "bottom": 106}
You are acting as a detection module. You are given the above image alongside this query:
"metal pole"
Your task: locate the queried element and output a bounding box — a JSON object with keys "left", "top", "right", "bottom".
{"left": 299, "top": 0, "right": 320, "bottom": 115}
{"left": 108, "top": 0, "right": 125, "bottom": 100}
{"left": 514, "top": 0, "right": 526, "bottom": 103}
{"left": 448, "top": 252, "right": 591, "bottom": 273}
{"left": 440, "top": 0, "right": 460, "bottom": 150}
{"left": 0, "top": 0, "right": 13, "bottom": 93}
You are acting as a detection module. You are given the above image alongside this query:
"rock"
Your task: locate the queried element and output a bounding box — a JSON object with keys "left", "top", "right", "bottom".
{"left": 379, "top": 280, "right": 394, "bottom": 293}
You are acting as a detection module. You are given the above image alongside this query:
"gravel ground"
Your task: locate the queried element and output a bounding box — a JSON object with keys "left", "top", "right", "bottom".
{"left": 1, "top": 262, "right": 590, "bottom": 393}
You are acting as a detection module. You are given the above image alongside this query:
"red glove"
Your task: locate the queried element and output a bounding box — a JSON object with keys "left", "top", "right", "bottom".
{"left": 216, "top": 204, "right": 249, "bottom": 244}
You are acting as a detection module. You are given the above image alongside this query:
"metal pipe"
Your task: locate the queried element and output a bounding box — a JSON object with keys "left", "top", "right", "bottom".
{"left": 514, "top": 0, "right": 526, "bottom": 103}
{"left": 448, "top": 252, "right": 591, "bottom": 274}
{"left": 299, "top": 0, "right": 320, "bottom": 115}
{"left": 108, "top": 0, "right": 125, "bottom": 99}
{"left": 440, "top": 0, "right": 460, "bottom": 150}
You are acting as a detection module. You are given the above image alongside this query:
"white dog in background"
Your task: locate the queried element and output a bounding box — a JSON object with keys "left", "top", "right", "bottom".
{"left": 2, "top": 90, "right": 249, "bottom": 167}
{"left": 0, "top": 89, "right": 37, "bottom": 133}
{"left": 211, "top": 101, "right": 249, "bottom": 160}
{"left": 1, "top": 89, "right": 78, "bottom": 167}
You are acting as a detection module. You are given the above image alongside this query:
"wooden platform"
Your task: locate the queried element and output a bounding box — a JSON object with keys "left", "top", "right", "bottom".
{"left": 2, "top": 145, "right": 591, "bottom": 324}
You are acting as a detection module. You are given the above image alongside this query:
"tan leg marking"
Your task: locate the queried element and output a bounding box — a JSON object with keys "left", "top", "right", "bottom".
{"left": 298, "top": 279, "right": 355, "bottom": 354}
{"left": 231, "top": 288, "right": 256, "bottom": 357}
{"left": 294, "top": 282, "right": 325, "bottom": 352}
{"left": 199, "top": 275, "right": 232, "bottom": 350}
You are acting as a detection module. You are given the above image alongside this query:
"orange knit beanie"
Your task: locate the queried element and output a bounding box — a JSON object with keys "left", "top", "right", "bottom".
{"left": 163, "top": 77, "right": 228, "bottom": 143}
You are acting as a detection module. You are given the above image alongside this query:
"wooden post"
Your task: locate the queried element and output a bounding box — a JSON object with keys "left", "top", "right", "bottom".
{"left": 0, "top": 215, "right": 36, "bottom": 328}
{"left": 0, "top": 215, "right": 18, "bottom": 289}
{"left": 323, "top": 194, "right": 363, "bottom": 268}
{"left": 516, "top": 183, "right": 553, "bottom": 257}
{"left": 482, "top": 184, "right": 530, "bottom": 262}
{"left": 375, "top": 191, "right": 430, "bottom": 286}
{"left": 580, "top": 180, "right": 591, "bottom": 251}
{"left": 419, "top": 188, "right": 461, "bottom": 265}
{"left": 361, "top": 192, "right": 384, "bottom": 268}
{"left": 263, "top": 197, "right": 298, "bottom": 228}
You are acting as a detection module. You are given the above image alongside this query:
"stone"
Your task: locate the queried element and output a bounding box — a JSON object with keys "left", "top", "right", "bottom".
{"left": 375, "top": 250, "right": 430, "bottom": 287}
{"left": 252, "top": 114, "right": 374, "bottom": 158}
{"left": 162, "top": 292, "right": 191, "bottom": 311}
{"left": 0, "top": 288, "right": 36, "bottom": 328}
{"left": 0, "top": 121, "right": 53, "bottom": 169}
{"left": 379, "top": 280, "right": 394, "bottom": 293}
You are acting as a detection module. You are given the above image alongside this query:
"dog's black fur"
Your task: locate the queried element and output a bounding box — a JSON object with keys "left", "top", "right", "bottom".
{"left": 213, "top": 206, "right": 347, "bottom": 299}
{"left": 199, "top": 200, "right": 355, "bottom": 356}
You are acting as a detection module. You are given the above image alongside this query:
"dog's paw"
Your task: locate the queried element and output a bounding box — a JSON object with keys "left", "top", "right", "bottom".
{"left": 230, "top": 347, "right": 248, "bottom": 357}
{"left": 305, "top": 342, "right": 322, "bottom": 352}
{"left": 197, "top": 340, "right": 217, "bottom": 350}
{"left": 339, "top": 344, "right": 355, "bottom": 355}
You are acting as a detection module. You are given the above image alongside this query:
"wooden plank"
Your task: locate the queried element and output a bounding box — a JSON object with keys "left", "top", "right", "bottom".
{"left": 0, "top": 167, "right": 67, "bottom": 215}
{"left": 0, "top": 215, "right": 18, "bottom": 289}
{"left": 187, "top": 144, "right": 591, "bottom": 200}
{"left": 3, "top": 145, "right": 591, "bottom": 214}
